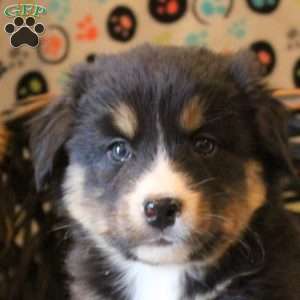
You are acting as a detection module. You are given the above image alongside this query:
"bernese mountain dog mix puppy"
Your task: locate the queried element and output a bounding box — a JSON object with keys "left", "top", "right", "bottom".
{"left": 29, "top": 45, "right": 300, "bottom": 300}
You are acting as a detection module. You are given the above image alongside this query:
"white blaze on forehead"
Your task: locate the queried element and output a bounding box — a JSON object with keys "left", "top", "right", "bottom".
{"left": 128, "top": 148, "right": 200, "bottom": 205}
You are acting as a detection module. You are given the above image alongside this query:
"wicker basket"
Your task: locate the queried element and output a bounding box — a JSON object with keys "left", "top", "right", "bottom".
{"left": 0, "top": 95, "right": 69, "bottom": 300}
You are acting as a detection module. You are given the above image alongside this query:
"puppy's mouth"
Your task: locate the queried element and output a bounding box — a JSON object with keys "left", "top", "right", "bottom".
{"left": 145, "top": 237, "right": 174, "bottom": 246}
{"left": 131, "top": 234, "right": 192, "bottom": 265}
{"left": 130, "top": 229, "right": 227, "bottom": 265}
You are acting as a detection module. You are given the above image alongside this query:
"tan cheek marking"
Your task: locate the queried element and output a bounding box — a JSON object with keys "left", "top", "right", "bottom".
{"left": 222, "top": 200, "right": 250, "bottom": 238}
{"left": 180, "top": 96, "right": 204, "bottom": 132}
{"left": 222, "top": 160, "right": 266, "bottom": 236}
{"left": 63, "top": 164, "right": 109, "bottom": 236}
{"left": 183, "top": 191, "right": 210, "bottom": 231}
{"left": 207, "top": 161, "right": 267, "bottom": 264}
{"left": 111, "top": 103, "right": 137, "bottom": 139}
{"left": 206, "top": 200, "right": 253, "bottom": 266}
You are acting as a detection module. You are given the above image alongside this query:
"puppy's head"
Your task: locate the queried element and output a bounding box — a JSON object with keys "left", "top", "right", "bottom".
{"left": 30, "top": 45, "right": 294, "bottom": 266}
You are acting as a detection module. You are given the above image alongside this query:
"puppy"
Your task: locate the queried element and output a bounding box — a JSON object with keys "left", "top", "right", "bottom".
{"left": 29, "top": 45, "right": 300, "bottom": 300}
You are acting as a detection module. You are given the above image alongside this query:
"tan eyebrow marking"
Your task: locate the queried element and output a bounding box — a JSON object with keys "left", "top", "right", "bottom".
{"left": 180, "top": 96, "right": 205, "bottom": 131}
{"left": 111, "top": 103, "right": 138, "bottom": 139}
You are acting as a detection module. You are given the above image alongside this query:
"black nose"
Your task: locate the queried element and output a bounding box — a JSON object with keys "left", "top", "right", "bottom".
{"left": 144, "top": 198, "right": 182, "bottom": 230}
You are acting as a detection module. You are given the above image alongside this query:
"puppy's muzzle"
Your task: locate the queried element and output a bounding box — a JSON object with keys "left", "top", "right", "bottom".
{"left": 144, "top": 197, "right": 182, "bottom": 230}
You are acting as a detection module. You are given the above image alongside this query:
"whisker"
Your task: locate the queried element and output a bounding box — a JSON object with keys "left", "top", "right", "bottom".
{"left": 205, "top": 111, "right": 238, "bottom": 124}
{"left": 196, "top": 207, "right": 265, "bottom": 261}
{"left": 201, "top": 213, "right": 229, "bottom": 223}
{"left": 192, "top": 177, "right": 217, "bottom": 189}
{"left": 51, "top": 224, "right": 73, "bottom": 233}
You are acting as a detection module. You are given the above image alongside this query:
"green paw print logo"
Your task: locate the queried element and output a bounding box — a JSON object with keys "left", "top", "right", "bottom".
{"left": 185, "top": 31, "right": 208, "bottom": 46}
{"left": 192, "top": 0, "right": 234, "bottom": 25}
{"left": 228, "top": 19, "right": 247, "bottom": 40}
{"left": 246, "top": 0, "right": 280, "bottom": 14}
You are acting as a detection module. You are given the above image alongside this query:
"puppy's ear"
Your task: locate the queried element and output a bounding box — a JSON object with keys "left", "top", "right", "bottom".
{"left": 29, "top": 97, "right": 73, "bottom": 190}
{"left": 229, "top": 50, "right": 295, "bottom": 177}
{"left": 228, "top": 49, "right": 264, "bottom": 94}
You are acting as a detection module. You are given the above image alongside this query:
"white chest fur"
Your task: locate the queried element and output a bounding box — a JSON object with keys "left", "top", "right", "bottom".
{"left": 122, "top": 261, "right": 230, "bottom": 300}
{"left": 125, "top": 263, "right": 185, "bottom": 300}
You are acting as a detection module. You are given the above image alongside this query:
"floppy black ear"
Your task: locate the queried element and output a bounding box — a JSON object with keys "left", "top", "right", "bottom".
{"left": 29, "top": 97, "right": 73, "bottom": 190}
{"left": 228, "top": 49, "right": 264, "bottom": 94}
{"left": 29, "top": 60, "right": 95, "bottom": 190}
{"left": 229, "top": 50, "right": 295, "bottom": 177}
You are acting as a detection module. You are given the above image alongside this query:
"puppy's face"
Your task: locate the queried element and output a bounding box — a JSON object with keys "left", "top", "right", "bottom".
{"left": 30, "top": 46, "right": 292, "bottom": 265}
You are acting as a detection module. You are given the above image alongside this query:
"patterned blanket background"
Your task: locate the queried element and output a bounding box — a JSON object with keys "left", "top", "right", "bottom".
{"left": 0, "top": 0, "right": 300, "bottom": 112}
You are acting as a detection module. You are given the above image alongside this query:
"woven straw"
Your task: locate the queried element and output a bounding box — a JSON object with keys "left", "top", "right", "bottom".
{"left": 0, "top": 95, "right": 69, "bottom": 300}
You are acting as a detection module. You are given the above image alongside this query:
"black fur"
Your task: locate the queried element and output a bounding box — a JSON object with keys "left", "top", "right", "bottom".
{"left": 30, "top": 45, "right": 300, "bottom": 300}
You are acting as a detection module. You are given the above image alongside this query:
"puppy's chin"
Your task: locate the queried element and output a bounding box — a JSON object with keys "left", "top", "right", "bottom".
{"left": 133, "top": 244, "right": 191, "bottom": 265}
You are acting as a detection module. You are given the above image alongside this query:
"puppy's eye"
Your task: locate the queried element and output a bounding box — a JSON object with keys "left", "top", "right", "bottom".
{"left": 193, "top": 137, "right": 217, "bottom": 156}
{"left": 108, "top": 141, "right": 132, "bottom": 163}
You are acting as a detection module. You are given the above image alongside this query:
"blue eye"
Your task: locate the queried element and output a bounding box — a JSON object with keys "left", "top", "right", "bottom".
{"left": 108, "top": 141, "right": 132, "bottom": 163}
